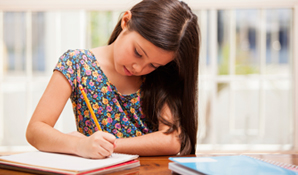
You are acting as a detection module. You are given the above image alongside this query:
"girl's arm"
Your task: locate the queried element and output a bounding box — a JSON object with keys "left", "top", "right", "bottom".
{"left": 26, "top": 71, "right": 116, "bottom": 159}
{"left": 114, "top": 104, "right": 181, "bottom": 156}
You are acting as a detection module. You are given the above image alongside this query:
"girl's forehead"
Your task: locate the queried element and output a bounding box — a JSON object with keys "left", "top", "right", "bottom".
{"left": 128, "top": 31, "right": 175, "bottom": 64}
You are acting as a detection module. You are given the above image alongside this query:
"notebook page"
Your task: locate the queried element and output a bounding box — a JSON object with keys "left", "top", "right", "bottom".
{"left": 0, "top": 151, "right": 138, "bottom": 172}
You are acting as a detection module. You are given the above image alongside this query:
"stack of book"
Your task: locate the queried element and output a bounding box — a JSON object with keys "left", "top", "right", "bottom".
{"left": 0, "top": 151, "right": 139, "bottom": 175}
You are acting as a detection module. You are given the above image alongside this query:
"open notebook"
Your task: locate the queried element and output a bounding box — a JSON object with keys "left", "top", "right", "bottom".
{"left": 169, "top": 155, "right": 298, "bottom": 175}
{"left": 0, "top": 151, "right": 139, "bottom": 175}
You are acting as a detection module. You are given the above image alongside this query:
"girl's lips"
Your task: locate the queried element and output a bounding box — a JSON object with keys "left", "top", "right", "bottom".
{"left": 124, "top": 66, "right": 133, "bottom": 76}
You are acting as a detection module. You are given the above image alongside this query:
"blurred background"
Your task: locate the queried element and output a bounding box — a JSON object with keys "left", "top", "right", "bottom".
{"left": 0, "top": 0, "right": 297, "bottom": 153}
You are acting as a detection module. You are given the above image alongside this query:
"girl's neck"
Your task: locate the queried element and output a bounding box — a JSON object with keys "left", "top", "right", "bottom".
{"left": 91, "top": 44, "right": 114, "bottom": 68}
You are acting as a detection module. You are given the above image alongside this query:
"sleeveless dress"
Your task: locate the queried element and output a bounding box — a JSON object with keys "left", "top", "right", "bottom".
{"left": 54, "top": 49, "right": 153, "bottom": 138}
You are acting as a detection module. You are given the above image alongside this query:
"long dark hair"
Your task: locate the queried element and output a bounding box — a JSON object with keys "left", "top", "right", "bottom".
{"left": 108, "top": 0, "right": 200, "bottom": 155}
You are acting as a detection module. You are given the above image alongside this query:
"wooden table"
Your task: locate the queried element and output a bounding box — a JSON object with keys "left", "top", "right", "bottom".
{"left": 1, "top": 153, "right": 298, "bottom": 174}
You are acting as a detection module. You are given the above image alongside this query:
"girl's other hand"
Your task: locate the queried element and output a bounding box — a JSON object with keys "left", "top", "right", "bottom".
{"left": 75, "top": 131, "right": 116, "bottom": 159}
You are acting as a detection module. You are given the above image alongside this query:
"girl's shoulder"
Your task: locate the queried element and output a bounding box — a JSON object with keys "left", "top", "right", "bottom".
{"left": 56, "top": 48, "right": 103, "bottom": 74}
{"left": 58, "top": 49, "right": 100, "bottom": 68}
{"left": 60, "top": 49, "right": 95, "bottom": 61}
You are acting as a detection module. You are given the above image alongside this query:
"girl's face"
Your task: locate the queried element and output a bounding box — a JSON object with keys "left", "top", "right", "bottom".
{"left": 113, "top": 30, "right": 174, "bottom": 77}
{"left": 112, "top": 12, "right": 174, "bottom": 77}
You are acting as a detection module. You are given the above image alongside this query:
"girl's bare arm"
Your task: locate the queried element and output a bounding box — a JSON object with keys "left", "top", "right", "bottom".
{"left": 26, "top": 71, "right": 115, "bottom": 159}
{"left": 114, "top": 104, "right": 181, "bottom": 156}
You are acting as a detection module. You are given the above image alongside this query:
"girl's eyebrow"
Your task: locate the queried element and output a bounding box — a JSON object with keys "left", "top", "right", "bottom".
{"left": 137, "top": 43, "right": 148, "bottom": 58}
{"left": 137, "top": 43, "right": 165, "bottom": 66}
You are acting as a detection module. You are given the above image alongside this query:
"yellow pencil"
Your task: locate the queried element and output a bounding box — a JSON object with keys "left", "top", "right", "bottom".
{"left": 79, "top": 84, "right": 102, "bottom": 131}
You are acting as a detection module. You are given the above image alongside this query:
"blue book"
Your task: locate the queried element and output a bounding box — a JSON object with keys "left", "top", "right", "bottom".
{"left": 169, "top": 156, "right": 298, "bottom": 175}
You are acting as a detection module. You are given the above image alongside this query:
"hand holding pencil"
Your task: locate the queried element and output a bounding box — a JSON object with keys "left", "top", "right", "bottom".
{"left": 78, "top": 84, "right": 116, "bottom": 159}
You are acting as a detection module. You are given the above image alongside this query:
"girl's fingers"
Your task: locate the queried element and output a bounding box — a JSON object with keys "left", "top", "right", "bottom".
{"left": 101, "top": 132, "right": 117, "bottom": 143}
{"left": 95, "top": 145, "right": 111, "bottom": 158}
{"left": 98, "top": 139, "right": 115, "bottom": 155}
{"left": 114, "top": 140, "right": 117, "bottom": 148}
{"left": 89, "top": 131, "right": 116, "bottom": 158}
{"left": 93, "top": 131, "right": 116, "bottom": 151}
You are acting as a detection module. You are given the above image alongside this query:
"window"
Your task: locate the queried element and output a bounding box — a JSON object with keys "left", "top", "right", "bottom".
{"left": 0, "top": 0, "right": 297, "bottom": 153}
{"left": 198, "top": 8, "right": 294, "bottom": 151}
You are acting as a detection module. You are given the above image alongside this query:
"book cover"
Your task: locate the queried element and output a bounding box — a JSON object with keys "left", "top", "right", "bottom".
{"left": 169, "top": 156, "right": 298, "bottom": 175}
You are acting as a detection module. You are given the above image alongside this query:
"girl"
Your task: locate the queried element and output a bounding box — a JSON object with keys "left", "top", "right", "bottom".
{"left": 26, "top": 0, "right": 200, "bottom": 159}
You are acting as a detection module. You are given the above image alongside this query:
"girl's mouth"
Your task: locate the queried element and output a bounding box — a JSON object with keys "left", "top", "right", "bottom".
{"left": 124, "top": 66, "right": 133, "bottom": 76}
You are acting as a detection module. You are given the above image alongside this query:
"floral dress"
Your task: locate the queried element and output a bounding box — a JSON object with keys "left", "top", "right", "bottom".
{"left": 54, "top": 49, "right": 153, "bottom": 138}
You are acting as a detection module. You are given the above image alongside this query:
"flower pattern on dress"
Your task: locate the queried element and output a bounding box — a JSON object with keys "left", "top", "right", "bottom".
{"left": 54, "top": 49, "right": 152, "bottom": 138}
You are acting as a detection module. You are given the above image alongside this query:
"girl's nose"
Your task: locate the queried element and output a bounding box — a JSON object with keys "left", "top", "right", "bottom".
{"left": 132, "top": 63, "right": 143, "bottom": 73}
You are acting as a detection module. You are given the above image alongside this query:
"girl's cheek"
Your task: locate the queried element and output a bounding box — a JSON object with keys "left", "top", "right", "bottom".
{"left": 143, "top": 68, "right": 154, "bottom": 75}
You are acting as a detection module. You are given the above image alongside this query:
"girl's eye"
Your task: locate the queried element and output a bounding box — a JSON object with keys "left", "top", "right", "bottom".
{"left": 151, "top": 64, "right": 157, "bottom": 69}
{"left": 134, "top": 48, "right": 142, "bottom": 57}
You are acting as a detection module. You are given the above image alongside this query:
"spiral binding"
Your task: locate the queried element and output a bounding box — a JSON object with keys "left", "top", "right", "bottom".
{"left": 241, "top": 155, "right": 298, "bottom": 172}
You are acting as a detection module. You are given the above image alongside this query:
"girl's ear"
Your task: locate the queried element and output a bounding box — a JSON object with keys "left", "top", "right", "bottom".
{"left": 121, "top": 11, "right": 132, "bottom": 30}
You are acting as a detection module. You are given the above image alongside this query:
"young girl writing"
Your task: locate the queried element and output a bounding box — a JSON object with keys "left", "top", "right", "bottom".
{"left": 26, "top": 0, "right": 200, "bottom": 159}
